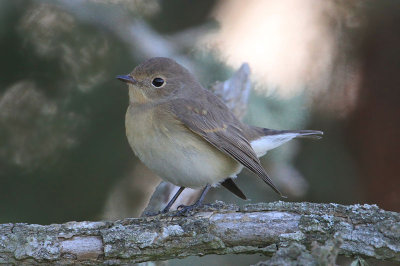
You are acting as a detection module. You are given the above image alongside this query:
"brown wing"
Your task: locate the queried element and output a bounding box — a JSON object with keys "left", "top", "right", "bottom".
{"left": 170, "top": 95, "right": 283, "bottom": 196}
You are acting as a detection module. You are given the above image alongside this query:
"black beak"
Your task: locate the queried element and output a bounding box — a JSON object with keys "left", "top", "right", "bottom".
{"left": 116, "top": 75, "right": 137, "bottom": 85}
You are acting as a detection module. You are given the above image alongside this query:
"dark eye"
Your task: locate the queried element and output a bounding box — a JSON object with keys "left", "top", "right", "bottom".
{"left": 152, "top": 77, "right": 164, "bottom": 87}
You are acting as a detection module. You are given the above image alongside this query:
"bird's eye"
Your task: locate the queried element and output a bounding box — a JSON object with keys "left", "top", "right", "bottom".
{"left": 152, "top": 77, "right": 165, "bottom": 87}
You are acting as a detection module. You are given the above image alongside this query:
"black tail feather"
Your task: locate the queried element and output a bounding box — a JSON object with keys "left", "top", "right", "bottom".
{"left": 221, "top": 178, "right": 247, "bottom": 200}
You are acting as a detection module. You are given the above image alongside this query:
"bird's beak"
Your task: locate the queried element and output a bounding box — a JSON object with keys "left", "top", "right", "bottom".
{"left": 116, "top": 75, "right": 137, "bottom": 85}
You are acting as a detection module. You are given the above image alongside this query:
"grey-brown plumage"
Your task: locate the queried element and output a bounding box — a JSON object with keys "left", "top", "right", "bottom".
{"left": 117, "top": 57, "right": 323, "bottom": 214}
{"left": 169, "top": 92, "right": 283, "bottom": 195}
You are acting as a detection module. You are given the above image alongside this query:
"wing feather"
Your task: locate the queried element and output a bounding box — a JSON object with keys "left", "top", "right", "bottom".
{"left": 170, "top": 97, "right": 283, "bottom": 196}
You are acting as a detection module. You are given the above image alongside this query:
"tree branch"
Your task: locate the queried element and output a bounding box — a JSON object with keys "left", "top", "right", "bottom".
{"left": 1, "top": 202, "right": 399, "bottom": 264}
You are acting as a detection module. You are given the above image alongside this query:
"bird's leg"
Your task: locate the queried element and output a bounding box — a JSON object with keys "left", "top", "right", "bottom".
{"left": 161, "top": 186, "right": 185, "bottom": 214}
{"left": 176, "top": 184, "right": 211, "bottom": 216}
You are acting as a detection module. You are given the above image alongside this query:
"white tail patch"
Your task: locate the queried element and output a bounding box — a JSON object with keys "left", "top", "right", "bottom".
{"left": 250, "top": 133, "right": 299, "bottom": 157}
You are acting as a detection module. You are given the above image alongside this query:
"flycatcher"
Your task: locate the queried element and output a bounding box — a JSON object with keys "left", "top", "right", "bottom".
{"left": 117, "top": 57, "right": 323, "bottom": 215}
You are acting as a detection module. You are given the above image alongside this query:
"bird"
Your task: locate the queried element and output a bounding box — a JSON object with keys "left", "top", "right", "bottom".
{"left": 117, "top": 57, "right": 323, "bottom": 215}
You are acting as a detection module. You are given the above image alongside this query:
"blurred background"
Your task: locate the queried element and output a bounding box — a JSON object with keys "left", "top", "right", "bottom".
{"left": 0, "top": 0, "right": 399, "bottom": 263}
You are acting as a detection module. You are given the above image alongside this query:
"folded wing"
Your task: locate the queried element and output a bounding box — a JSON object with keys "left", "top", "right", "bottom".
{"left": 170, "top": 95, "right": 283, "bottom": 197}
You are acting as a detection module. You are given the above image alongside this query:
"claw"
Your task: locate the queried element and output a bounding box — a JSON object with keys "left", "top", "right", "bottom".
{"left": 172, "top": 185, "right": 211, "bottom": 216}
{"left": 142, "top": 211, "right": 161, "bottom": 217}
{"left": 175, "top": 203, "right": 201, "bottom": 216}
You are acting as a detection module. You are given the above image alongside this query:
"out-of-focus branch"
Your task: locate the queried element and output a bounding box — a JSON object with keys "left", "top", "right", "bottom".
{"left": 51, "top": 0, "right": 194, "bottom": 69}
{"left": 211, "top": 63, "right": 251, "bottom": 119}
{"left": 1, "top": 202, "right": 399, "bottom": 264}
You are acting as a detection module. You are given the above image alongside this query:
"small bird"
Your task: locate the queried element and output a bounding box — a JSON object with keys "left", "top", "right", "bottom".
{"left": 117, "top": 57, "right": 323, "bottom": 215}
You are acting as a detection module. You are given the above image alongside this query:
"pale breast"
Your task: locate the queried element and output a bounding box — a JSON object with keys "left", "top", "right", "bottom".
{"left": 125, "top": 105, "right": 241, "bottom": 188}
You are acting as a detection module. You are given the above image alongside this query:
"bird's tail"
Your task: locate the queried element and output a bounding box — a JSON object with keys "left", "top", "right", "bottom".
{"left": 249, "top": 127, "right": 323, "bottom": 157}
{"left": 284, "top": 130, "right": 323, "bottom": 139}
{"left": 261, "top": 128, "right": 323, "bottom": 139}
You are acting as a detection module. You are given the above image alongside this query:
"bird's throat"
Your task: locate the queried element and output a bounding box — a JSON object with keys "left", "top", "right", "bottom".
{"left": 129, "top": 87, "right": 149, "bottom": 104}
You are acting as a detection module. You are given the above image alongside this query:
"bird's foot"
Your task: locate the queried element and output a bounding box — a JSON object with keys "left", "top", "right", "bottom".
{"left": 175, "top": 202, "right": 202, "bottom": 216}
{"left": 142, "top": 210, "right": 161, "bottom": 217}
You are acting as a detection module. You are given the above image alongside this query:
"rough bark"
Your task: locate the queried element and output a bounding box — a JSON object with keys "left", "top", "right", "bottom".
{"left": 1, "top": 201, "right": 399, "bottom": 264}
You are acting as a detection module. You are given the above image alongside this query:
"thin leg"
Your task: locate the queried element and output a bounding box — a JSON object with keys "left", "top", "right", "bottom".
{"left": 161, "top": 186, "right": 185, "bottom": 213}
{"left": 177, "top": 184, "right": 211, "bottom": 216}
{"left": 195, "top": 184, "right": 211, "bottom": 206}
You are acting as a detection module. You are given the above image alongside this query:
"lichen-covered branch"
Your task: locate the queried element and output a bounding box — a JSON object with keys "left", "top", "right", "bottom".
{"left": 0, "top": 201, "right": 399, "bottom": 264}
